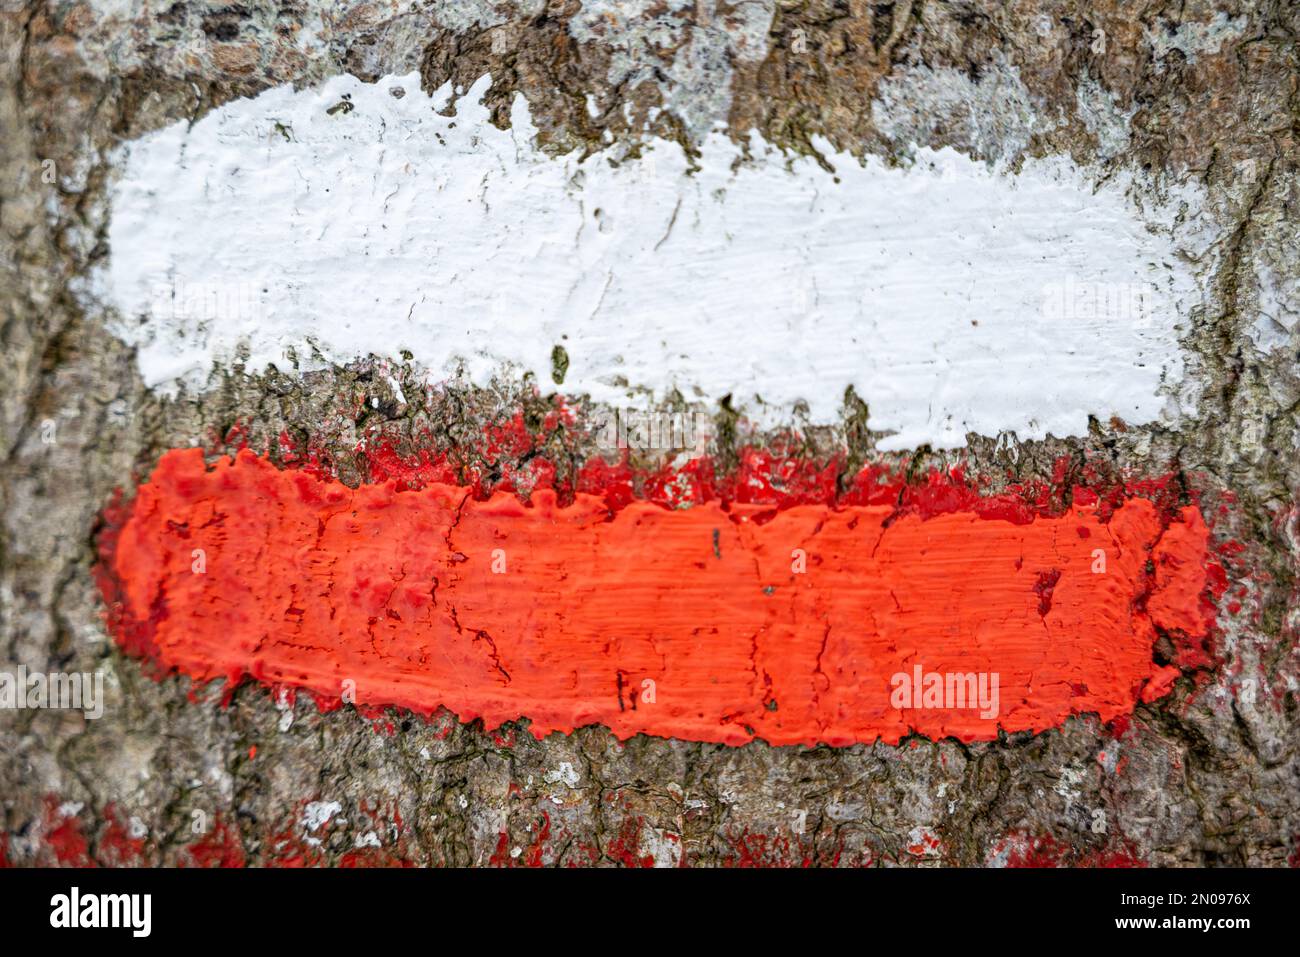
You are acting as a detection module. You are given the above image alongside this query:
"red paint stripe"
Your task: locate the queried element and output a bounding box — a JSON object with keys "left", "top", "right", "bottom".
{"left": 99, "top": 448, "right": 1213, "bottom": 746}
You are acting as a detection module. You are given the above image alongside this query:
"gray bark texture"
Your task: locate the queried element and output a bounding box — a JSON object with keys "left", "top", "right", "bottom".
{"left": 1, "top": 0, "right": 1298, "bottom": 866}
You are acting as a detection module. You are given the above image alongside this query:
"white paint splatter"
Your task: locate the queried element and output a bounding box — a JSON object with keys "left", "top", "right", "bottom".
{"left": 569, "top": 0, "right": 774, "bottom": 140}
{"left": 543, "top": 761, "right": 581, "bottom": 788}
{"left": 1248, "top": 256, "right": 1300, "bottom": 353}
{"left": 1146, "top": 12, "right": 1249, "bottom": 66}
{"left": 302, "top": 800, "right": 341, "bottom": 832}
{"left": 426, "top": 0, "right": 517, "bottom": 34}
{"left": 641, "top": 826, "right": 683, "bottom": 867}
{"left": 96, "top": 72, "right": 1214, "bottom": 450}
{"left": 1075, "top": 74, "right": 1135, "bottom": 161}
{"left": 1053, "top": 764, "right": 1086, "bottom": 811}
{"left": 871, "top": 52, "right": 1046, "bottom": 162}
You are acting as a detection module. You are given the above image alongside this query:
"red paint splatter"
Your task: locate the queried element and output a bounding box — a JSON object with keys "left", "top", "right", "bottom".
{"left": 178, "top": 816, "right": 246, "bottom": 868}
{"left": 98, "top": 803, "right": 147, "bottom": 866}
{"left": 606, "top": 816, "right": 656, "bottom": 868}
{"left": 1000, "top": 832, "right": 1146, "bottom": 868}
{"left": 42, "top": 797, "right": 93, "bottom": 867}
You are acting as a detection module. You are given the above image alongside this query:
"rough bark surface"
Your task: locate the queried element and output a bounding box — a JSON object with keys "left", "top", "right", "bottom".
{"left": 1, "top": 0, "right": 1298, "bottom": 866}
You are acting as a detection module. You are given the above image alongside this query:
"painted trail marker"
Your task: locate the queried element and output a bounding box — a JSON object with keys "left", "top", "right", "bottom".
{"left": 95, "top": 72, "right": 1214, "bottom": 451}
{"left": 98, "top": 448, "right": 1213, "bottom": 746}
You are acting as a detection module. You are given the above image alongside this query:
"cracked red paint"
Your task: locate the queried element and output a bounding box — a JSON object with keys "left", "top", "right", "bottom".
{"left": 97, "top": 446, "right": 1217, "bottom": 746}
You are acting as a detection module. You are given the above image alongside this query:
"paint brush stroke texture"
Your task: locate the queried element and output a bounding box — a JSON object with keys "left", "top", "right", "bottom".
{"left": 101, "top": 449, "right": 1212, "bottom": 746}
{"left": 98, "top": 73, "right": 1214, "bottom": 450}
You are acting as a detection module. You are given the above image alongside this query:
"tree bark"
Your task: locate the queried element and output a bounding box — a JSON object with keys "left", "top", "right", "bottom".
{"left": 1, "top": 0, "right": 1297, "bottom": 867}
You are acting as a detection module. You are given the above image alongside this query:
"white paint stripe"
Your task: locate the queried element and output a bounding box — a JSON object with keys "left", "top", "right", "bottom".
{"left": 94, "top": 73, "right": 1215, "bottom": 450}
